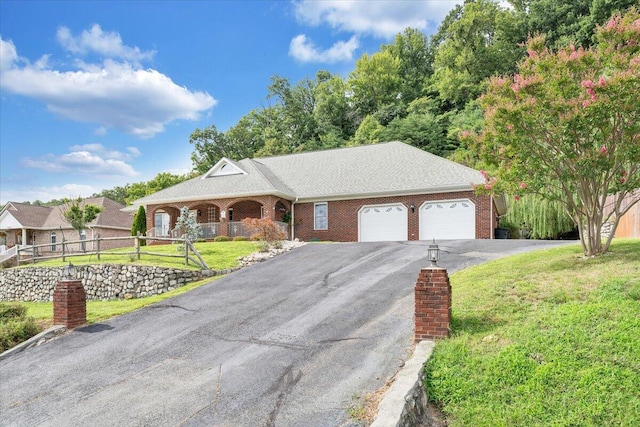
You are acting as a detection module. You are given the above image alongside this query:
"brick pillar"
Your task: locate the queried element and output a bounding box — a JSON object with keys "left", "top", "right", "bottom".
{"left": 415, "top": 267, "right": 451, "bottom": 342}
{"left": 53, "top": 279, "right": 86, "bottom": 329}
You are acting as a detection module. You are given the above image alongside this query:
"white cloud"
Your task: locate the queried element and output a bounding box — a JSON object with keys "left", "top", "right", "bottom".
{"left": 57, "top": 24, "right": 156, "bottom": 63}
{"left": 0, "top": 30, "right": 216, "bottom": 139}
{"left": 293, "top": 0, "right": 457, "bottom": 39}
{"left": 0, "top": 184, "right": 98, "bottom": 205}
{"left": 21, "top": 144, "right": 140, "bottom": 177}
{"left": 289, "top": 34, "right": 359, "bottom": 63}
{"left": 0, "top": 37, "right": 19, "bottom": 71}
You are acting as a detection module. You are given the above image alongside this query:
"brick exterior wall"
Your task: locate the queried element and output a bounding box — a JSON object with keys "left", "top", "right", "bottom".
{"left": 414, "top": 267, "right": 451, "bottom": 342}
{"left": 53, "top": 279, "right": 87, "bottom": 329}
{"left": 293, "top": 191, "right": 494, "bottom": 242}
{"left": 144, "top": 191, "right": 494, "bottom": 242}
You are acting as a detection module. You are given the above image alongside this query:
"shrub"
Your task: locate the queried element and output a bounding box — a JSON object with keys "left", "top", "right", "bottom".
{"left": 214, "top": 236, "right": 230, "bottom": 242}
{"left": 0, "top": 303, "right": 40, "bottom": 353}
{"left": 241, "top": 218, "right": 286, "bottom": 242}
{"left": 232, "top": 236, "right": 249, "bottom": 241}
{"left": 257, "top": 241, "right": 270, "bottom": 252}
{"left": 0, "top": 303, "right": 27, "bottom": 320}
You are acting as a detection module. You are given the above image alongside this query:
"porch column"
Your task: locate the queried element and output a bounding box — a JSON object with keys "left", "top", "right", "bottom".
{"left": 21, "top": 228, "right": 27, "bottom": 246}
{"left": 218, "top": 200, "right": 233, "bottom": 237}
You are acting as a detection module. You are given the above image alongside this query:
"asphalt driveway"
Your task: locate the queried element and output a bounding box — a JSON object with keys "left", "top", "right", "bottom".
{"left": 0, "top": 239, "right": 572, "bottom": 426}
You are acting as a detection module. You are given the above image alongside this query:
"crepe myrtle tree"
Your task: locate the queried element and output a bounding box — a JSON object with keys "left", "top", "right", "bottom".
{"left": 473, "top": 9, "right": 640, "bottom": 256}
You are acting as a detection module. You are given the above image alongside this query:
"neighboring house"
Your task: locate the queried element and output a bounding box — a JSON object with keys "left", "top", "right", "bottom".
{"left": 0, "top": 197, "right": 134, "bottom": 258}
{"left": 127, "top": 142, "right": 506, "bottom": 242}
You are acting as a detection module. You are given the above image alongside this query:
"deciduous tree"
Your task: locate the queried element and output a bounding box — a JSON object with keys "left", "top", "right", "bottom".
{"left": 476, "top": 9, "right": 640, "bottom": 256}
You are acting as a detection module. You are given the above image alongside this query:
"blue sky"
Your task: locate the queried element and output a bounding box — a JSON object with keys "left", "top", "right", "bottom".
{"left": 1, "top": 0, "right": 462, "bottom": 205}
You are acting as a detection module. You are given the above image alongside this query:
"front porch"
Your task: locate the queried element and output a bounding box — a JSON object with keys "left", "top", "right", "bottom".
{"left": 146, "top": 196, "right": 291, "bottom": 240}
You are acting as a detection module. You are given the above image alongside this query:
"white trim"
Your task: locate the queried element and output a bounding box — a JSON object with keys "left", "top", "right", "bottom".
{"left": 358, "top": 202, "right": 408, "bottom": 242}
{"left": 314, "top": 202, "right": 328, "bottom": 231}
{"left": 201, "top": 157, "right": 248, "bottom": 179}
{"left": 419, "top": 198, "right": 476, "bottom": 240}
{"left": 297, "top": 185, "right": 476, "bottom": 204}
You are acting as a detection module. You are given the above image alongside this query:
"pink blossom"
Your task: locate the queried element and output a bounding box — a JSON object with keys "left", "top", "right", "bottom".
{"left": 598, "top": 76, "right": 606, "bottom": 86}
{"left": 621, "top": 170, "right": 627, "bottom": 176}
{"left": 600, "top": 146, "right": 608, "bottom": 154}
{"left": 582, "top": 100, "right": 592, "bottom": 108}
{"left": 460, "top": 130, "right": 471, "bottom": 138}
{"left": 514, "top": 195, "right": 520, "bottom": 201}
{"left": 527, "top": 49, "right": 537, "bottom": 58}
{"left": 581, "top": 80, "right": 594, "bottom": 88}
{"left": 484, "top": 184, "right": 493, "bottom": 190}
{"left": 519, "top": 182, "right": 527, "bottom": 190}
{"left": 620, "top": 177, "right": 626, "bottom": 184}
{"left": 506, "top": 124, "right": 514, "bottom": 131}
{"left": 499, "top": 147, "right": 505, "bottom": 154}
{"left": 480, "top": 170, "right": 488, "bottom": 180}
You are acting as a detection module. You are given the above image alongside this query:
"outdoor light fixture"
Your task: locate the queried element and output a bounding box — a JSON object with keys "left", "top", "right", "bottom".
{"left": 62, "top": 262, "right": 76, "bottom": 280}
{"left": 428, "top": 239, "right": 440, "bottom": 267}
{"left": 410, "top": 203, "right": 415, "bottom": 213}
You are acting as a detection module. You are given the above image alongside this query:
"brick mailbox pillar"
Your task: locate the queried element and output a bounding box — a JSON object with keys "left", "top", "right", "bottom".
{"left": 414, "top": 267, "right": 451, "bottom": 342}
{"left": 53, "top": 274, "right": 86, "bottom": 329}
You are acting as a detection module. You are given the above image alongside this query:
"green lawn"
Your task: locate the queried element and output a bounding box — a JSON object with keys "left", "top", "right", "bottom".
{"left": 425, "top": 239, "right": 640, "bottom": 426}
{"left": 22, "top": 277, "right": 217, "bottom": 328}
{"left": 25, "top": 240, "right": 260, "bottom": 271}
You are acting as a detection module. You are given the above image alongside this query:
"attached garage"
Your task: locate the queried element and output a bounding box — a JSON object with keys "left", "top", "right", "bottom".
{"left": 420, "top": 199, "right": 476, "bottom": 240}
{"left": 359, "top": 203, "right": 408, "bottom": 242}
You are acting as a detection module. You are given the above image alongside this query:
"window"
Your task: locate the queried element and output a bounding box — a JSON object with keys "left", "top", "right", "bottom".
{"left": 314, "top": 202, "right": 328, "bottom": 230}
{"left": 51, "top": 232, "right": 56, "bottom": 251}
{"left": 154, "top": 211, "right": 170, "bottom": 237}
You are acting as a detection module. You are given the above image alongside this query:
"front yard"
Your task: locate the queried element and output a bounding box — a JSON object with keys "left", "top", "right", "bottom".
{"left": 425, "top": 239, "right": 640, "bottom": 426}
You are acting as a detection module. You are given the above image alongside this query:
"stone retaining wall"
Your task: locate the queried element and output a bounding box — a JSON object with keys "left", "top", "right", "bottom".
{"left": 0, "top": 264, "right": 222, "bottom": 302}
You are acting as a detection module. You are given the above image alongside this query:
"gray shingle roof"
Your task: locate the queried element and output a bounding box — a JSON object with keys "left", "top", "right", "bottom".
{"left": 128, "top": 142, "right": 485, "bottom": 207}
{"left": 1, "top": 197, "right": 133, "bottom": 230}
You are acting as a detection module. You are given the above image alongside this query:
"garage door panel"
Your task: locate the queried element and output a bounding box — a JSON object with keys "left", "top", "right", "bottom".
{"left": 420, "top": 200, "right": 475, "bottom": 240}
{"left": 359, "top": 204, "right": 408, "bottom": 242}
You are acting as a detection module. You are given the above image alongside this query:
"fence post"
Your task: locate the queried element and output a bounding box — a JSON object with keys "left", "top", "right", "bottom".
{"left": 32, "top": 244, "right": 36, "bottom": 264}
{"left": 62, "top": 239, "right": 66, "bottom": 262}
{"left": 184, "top": 237, "right": 189, "bottom": 266}
{"left": 136, "top": 232, "right": 141, "bottom": 260}
{"left": 96, "top": 234, "right": 101, "bottom": 261}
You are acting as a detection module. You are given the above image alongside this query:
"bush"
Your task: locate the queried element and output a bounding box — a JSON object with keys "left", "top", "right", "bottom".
{"left": 213, "top": 236, "right": 230, "bottom": 242}
{"left": 0, "top": 303, "right": 40, "bottom": 353}
{"left": 258, "top": 241, "right": 270, "bottom": 252}
{"left": 241, "top": 218, "right": 286, "bottom": 242}
{"left": 232, "top": 236, "right": 249, "bottom": 241}
{"left": 0, "top": 303, "right": 27, "bottom": 320}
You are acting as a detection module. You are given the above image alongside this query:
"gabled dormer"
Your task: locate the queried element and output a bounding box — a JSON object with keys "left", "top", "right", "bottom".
{"left": 202, "top": 158, "right": 248, "bottom": 179}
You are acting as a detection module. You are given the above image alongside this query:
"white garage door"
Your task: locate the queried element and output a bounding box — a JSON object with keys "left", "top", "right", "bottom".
{"left": 359, "top": 204, "right": 408, "bottom": 242}
{"left": 420, "top": 199, "right": 476, "bottom": 240}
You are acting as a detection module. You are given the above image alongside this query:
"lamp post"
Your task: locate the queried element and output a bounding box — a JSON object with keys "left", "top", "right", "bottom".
{"left": 428, "top": 239, "right": 440, "bottom": 267}
{"left": 62, "top": 262, "right": 76, "bottom": 280}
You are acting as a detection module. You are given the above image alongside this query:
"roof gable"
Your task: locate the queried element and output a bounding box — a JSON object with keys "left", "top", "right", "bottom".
{"left": 203, "top": 158, "right": 248, "bottom": 178}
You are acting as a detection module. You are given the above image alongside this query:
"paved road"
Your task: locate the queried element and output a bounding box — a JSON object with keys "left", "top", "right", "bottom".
{"left": 0, "top": 240, "right": 572, "bottom": 427}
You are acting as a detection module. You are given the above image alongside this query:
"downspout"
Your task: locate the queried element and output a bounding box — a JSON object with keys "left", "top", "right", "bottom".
{"left": 290, "top": 197, "right": 298, "bottom": 241}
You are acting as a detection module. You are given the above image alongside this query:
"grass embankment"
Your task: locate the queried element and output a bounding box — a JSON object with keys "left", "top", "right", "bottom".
{"left": 30, "top": 240, "right": 260, "bottom": 271}
{"left": 425, "top": 239, "right": 640, "bottom": 426}
{"left": 3, "top": 241, "right": 261, "bottom": 342}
